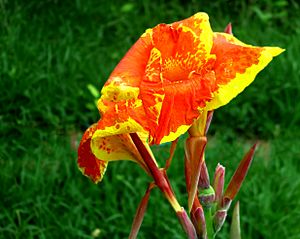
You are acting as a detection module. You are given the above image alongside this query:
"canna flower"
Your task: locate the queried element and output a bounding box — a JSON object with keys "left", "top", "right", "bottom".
{"left": 92, "top": 12, "right": 283, "bottom": 147}
{"left": 78, "top": 12, "right": 283, "bottom": 182}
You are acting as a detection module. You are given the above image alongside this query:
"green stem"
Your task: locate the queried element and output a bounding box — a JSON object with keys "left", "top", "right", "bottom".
{"left": 203, "top": 206, "right": 214, "bottom": 239}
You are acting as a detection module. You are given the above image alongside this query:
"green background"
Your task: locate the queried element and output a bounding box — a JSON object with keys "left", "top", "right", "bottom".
{"left": 1, "top": 0, "right": 300, "bottom": 238}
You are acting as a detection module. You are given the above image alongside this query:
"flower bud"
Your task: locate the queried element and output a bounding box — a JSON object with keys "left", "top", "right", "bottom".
{"left": 213, "top": 163, "right": 225, "bottom": 206}
{"left": 213, "top": 209, "right": 227, "bottom": 233}
{"left": 198, "top": 161, "right": 210, "bottom": 189}
{"left": 199, "top": 185, "right": 215, "bottom": 208}
{"left": 191, "top": 206, "right": 207, "bottom": 238}
{"left": 177, "top": 208, "right": 198, "bottom": 239}
{"left": 223, "top": 144, "right": 257, "bottom": 201}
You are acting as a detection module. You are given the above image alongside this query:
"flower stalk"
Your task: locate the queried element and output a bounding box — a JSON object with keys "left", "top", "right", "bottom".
{"left": 129, "top": 182, "right": 155, "bottom": 239}
{"left": 129, "top": 133, "right": 197, "bottom": 238}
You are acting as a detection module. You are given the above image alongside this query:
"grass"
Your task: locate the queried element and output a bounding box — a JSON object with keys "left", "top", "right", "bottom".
{"left": 1, "top": 132, "right": 300, "bottom": 238}
{"left": 1, "top": 0, "right": 300, "bottom": 238}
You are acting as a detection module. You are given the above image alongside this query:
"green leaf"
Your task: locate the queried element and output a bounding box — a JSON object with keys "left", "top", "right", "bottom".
{"left": 230, "top": 201, "right": 241, "bottom": 239}
{"left": 87, "top": 84, "right": 100, "bottom": 98}
{"left": 121, "top": 3, "right": 135, "bottom": 13}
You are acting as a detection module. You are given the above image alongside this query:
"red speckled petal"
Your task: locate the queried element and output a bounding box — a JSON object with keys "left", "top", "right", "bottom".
{"left": 152, "top": 14, "right": 213, "bottom": 77}
{"left": 94, "top": 13, "right": 216, "bottom": 145}
{"left": 95, "top": 13, "right": 284, "bottom": 144}
{"left": 91, "top": 132, "right": 140, "bottom": 161}
{"left": 97, "top": 94, "right": 147, "bottom": 136}
{"left": 91, "top": 130, "right": 152, "bottom": 175}
{"left": 78, "top": 124, "right": 108, "bottom": 184}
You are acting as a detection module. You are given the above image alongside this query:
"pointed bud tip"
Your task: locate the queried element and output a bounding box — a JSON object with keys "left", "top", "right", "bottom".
{"left": 224, "top": 22, "right": 233, "bottom": 34}
{"left": 216, "top": 163, "right": 225, "bottom": 173}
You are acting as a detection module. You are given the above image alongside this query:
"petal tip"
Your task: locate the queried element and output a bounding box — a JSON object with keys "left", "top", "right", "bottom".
{"left": 194, "top": 12, "right": 209, "bottom": 20}
{"left": 264, "top": 46, "right": 285, "bottom": 57}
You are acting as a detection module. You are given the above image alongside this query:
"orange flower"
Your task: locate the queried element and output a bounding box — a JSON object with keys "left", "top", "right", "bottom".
{"left": 93, "top": 12, "right": 283, "bottom": 145}
{"left": 78, "top": 12, "right": 283, "bottom": 182}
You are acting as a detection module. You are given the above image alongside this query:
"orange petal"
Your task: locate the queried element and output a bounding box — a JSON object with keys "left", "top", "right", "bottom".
{"left": 206, "top": 33, "right": 285, "bottom": 110}
{"left": 105, "top": 31, "right": 153, "bottom": 87}
{"left": 140, "top": 19, "right": 215, "bottom": 144}
{"left": 154, "top": 71, "right": 214, "bottom": 144}
{"left": 78, "top": 124, "right": 108, "bottom": 184}
{"left": 139, "top": 47, "right": 165, "bottom": 136}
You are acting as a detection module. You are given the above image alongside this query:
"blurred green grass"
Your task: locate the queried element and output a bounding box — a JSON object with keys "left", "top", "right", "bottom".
{"left": 1, "top": 0, "right": 300, "bottom": 238}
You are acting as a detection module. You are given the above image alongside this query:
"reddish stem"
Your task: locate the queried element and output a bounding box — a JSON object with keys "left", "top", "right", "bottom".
{"left": 129, "top": 133, "right": 180, "bottom": 211}
{"left": 165, "top": 138, "right": 179, "bottom": 171}
{"left": 129, "top": 182, "right": 155, "bottom": 239}
{"left": 130, "top": 133, "right": 197, "bottom": 238}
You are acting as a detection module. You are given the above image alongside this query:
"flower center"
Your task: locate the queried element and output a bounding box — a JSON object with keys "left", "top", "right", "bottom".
{"left": 162, "top": 57, "right": 192, "bottom": 82}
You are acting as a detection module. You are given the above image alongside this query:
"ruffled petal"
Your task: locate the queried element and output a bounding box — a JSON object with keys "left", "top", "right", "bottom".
{"left": 140, "top": 47, "right": 165, "bottom": 137}
{"left": 91, "top": 13, "right": 283, "bottom": 145}
{"left": 139, "top": 14, "right": 215, "bottom": 144}
{"left": 206, "top": 33, "right": 284, "bottom": 110}
{"left": 78, "top": 124, "right": 108, "bottom": 184}
{"left": 155, "top": 70, "right": 215, "bottom": 144}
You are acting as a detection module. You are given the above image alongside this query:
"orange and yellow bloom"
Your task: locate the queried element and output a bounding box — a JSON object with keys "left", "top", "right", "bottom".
{"left": 78, "top": 12, "right": 283, "bottom": 183}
